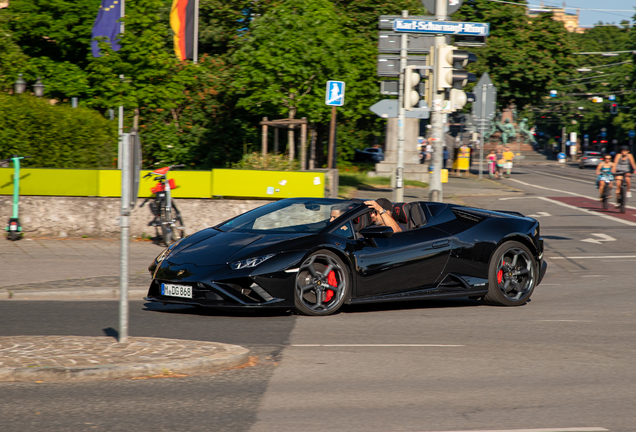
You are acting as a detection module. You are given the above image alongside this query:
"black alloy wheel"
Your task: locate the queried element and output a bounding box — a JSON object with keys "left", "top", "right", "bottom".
{"left": 295, "top": 250, "right": 349, "bottom": 316}
{"left": 484, "top": 241, "right": 537, "bottom": 306}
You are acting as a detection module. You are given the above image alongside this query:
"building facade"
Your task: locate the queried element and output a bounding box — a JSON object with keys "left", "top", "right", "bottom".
{"left": 527, "top": 1, "right": 584, "bottom": 34}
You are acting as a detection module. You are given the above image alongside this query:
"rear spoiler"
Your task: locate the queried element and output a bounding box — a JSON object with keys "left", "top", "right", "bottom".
{"left": 494, "top": 210, "right": 526, "bottom": 217}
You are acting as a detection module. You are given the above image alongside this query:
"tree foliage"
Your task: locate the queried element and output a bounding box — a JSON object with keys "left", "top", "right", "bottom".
{"left": 456, "top": 0, "right": 576, "bottom": 109}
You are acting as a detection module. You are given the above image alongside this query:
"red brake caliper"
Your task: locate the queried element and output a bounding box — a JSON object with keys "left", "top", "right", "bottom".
{"left": 497, "top": 258, "right": 504, "bottom": 284}
{"left": 325, "top": 271, "right": 337, "bottom": 302}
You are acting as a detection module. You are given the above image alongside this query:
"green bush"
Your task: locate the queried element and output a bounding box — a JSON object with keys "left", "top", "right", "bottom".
{"left": 0, "top": 93, "right": 117, "bottom": 168}
{"left": 232, "top": 152, "right": 300, "bottom": 171}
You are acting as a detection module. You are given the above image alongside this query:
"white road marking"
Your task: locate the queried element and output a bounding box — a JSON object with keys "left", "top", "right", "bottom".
{"left": 415, "top": 428, "right": 608, "bottom": 432}
{"left": 549, "top": 255, "right": 636, "bottom": 260}
{"left": 527, "top": 212, "right": 552, "bottom": 217}
{"left": 290, "top": 344, "right": 464, "bottom": 347}
{"left": 581, "top": 233, "right": 616, "bottom": 244}
{"left": 498, "top": 196, "right": 636, "bottom": 227}
{"left": 539, "top": 320, "right": 594, "bottom": 322}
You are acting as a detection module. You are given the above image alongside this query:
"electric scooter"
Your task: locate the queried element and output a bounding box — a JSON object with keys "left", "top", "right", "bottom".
{"left": 1, "top": 155, "right": 30, "bottom": 241}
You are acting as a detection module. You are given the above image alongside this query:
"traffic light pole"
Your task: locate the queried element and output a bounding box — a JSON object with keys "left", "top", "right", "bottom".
{"left": 395, "top": 10, "right": 408, "bottom": 203}
{"left": 429, "top": 0, "right": 448, "bottom": 203}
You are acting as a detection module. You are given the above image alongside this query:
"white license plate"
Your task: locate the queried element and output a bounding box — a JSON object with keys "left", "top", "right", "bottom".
{"left": 161, "top": 283, "right": 192, "bottom": 298}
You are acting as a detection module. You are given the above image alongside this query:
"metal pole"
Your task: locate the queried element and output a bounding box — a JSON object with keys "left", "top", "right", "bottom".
{"left": 118, "top": 75, "right": 124, "bottom": 170}
{"left": 561, "top": 125, "right": 566, "bottom": 155}
{"left": 117, "top": 3, "right": 125, "bottom": 168}
{"left": 479, "top": 84, "right": 487, "bottom": 180}
{"left": 395, "top": 10, "right": 408, "bottom": 203}
{"left": 119, "top": 133, "right": 131, "bottom": 343}
{"left": 428, "top": 0, "right": 447, "bottom": 202}
{"left": 328, "top": 106, "right": 336, "bottom": 169}
{"left": 193, "top": 0, "right": 199, "bottom": 64}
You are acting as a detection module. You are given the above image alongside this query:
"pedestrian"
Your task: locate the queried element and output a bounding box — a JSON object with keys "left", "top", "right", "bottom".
{"left": 495, "top": 148, "right": 504, "bottom": 179}
{"left": 503, "top": 146, "right": 515, "bottom": 177}
{"left": 443, "top": 146, "right": 449, "bottom": 169}
{"left": 487, "top": 150, "right": 496, "bottom": 178}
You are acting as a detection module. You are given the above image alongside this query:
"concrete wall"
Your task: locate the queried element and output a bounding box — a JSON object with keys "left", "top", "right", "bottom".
{"left": 0, "top": 196, "right": 271, "bottom": 239}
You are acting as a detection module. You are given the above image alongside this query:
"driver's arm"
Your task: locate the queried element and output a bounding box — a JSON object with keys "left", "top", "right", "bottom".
{"left": 380, "top": 212, "right": 402, "bottom": 233}
{"left": 612, "top": 156, "right": 619, "bottom": 173}
{"left": 630, "top": 154, "right": 636, "bottom": 170}
{"left": 596, "top": 163, "right": 602, "bottom": 175}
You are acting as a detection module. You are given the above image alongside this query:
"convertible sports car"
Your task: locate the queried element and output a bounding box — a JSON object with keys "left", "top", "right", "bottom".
{"left": 145, "top": 198, "right": 547, "bottom": 316}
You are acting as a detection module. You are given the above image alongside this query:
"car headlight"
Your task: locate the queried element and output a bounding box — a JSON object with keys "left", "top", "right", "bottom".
{"left": 155, "top": 238, "right": 184, "bottom": 264}
{"left": 230, "top": 253, "right": 276, "bottom": 270}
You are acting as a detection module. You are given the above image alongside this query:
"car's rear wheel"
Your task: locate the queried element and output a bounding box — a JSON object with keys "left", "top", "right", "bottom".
{"left": 484, "top": 241, "right": 536, "bottom": 306}
{"left": 294, "top": 250, "right": 349, "bottom": 316}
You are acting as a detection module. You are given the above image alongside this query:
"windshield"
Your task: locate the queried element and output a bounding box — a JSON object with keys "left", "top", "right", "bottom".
{"left": 217, "top": 199, "right": 362, "bottom": 233}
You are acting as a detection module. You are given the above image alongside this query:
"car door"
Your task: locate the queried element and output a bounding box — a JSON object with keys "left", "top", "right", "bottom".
{"left": 350, "top": 225, "right": 452, "bottom": 298}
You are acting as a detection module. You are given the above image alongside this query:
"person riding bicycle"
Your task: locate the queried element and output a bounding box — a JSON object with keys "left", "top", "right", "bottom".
{"left": 612, "top": 146, "right": 636, "bottom": 202}
{"left": 596, "top": 155, "right": 614, "bottom": 202}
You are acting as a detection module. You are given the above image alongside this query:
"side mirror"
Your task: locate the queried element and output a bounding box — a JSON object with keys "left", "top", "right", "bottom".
{"left": 359, "top": 226, "right": 394, "bottom": 238}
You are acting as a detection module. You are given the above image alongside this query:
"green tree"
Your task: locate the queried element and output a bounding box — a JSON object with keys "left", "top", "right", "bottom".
{"left": 455, "top": 0, "right": 577, "bottom": 109}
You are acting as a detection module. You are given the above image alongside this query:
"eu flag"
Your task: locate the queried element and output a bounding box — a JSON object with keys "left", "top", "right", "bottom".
{"left": 91, "top": 0, "right": 122, "bottom": 57}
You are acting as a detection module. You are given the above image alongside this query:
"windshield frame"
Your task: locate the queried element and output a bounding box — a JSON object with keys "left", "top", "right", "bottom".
{"left": 214, "top": 198, "right": 365, "bottom": 234}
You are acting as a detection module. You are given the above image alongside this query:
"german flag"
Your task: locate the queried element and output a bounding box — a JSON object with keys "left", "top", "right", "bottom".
{"left": 170, "top": 0, "right": 195, "bottom": 61}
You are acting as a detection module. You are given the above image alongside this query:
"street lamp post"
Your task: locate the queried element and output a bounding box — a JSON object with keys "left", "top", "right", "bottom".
{"left": 14, "top": 74, "right": 26, "bottom": 94}
{"left": 33, "top": 77, "right": 45, "bottom": 98}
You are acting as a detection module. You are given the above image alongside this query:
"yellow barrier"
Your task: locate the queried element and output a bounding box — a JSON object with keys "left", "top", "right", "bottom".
{"left": 0, "top": 168, "right": 98, "bottom": 196}
{"left": 212, "top": 169, "right": 325, "bottom": 198}
{"left": 0, "top": 168, "right": 324, "bottom": 199}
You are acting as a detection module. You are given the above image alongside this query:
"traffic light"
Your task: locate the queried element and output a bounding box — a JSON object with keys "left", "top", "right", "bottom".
{"left": 404, "top": 66, "right": 422, "bottom": 110}
{"left": 610, "top": 103, "right": 618, "bottom": 115}
{"left": 436, "top": 44, "right": 477, "bottom": 91}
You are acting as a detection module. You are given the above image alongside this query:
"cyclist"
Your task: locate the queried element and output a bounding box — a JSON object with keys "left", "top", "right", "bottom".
{"left": 612, "top": 145, "right": 636, "bottom": 201}
{"left": 596, "top": 155, "right": 614, "bottom": 202}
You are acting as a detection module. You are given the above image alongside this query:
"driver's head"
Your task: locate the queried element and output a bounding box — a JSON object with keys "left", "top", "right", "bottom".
{"left": 329, "top": 208, "right": 343, "bottom": 222}
{"left": 621, "top": 145, "right": 629, "bottom": 154}
{"left": 370, "top": 198, "right": 393, "bottom": 226}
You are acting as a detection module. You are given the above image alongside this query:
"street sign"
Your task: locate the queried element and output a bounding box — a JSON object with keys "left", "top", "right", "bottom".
{"left": 379, "top": 15, "right": 435, "bottom": 30}
{"left": 600, "top": 131, "right": 607, "bottom": 138}
{"left": 377, "top": 55, "right": 429, "bottom": 77}
{"left": 325, "top": 81, "right": 345, "bottom": 106}
{"left": 378, "top": 32, "right": 439, "bottom": 53}
{"left": 393, "top": 20, "right": 490, "bottom": 36}
{"left": 550, "top": 90, "right": 557, "bottom": 97}
{"left": 421, "top": 0, "right": 463, "bottom": 15}
{"left": 609, "top": 95, "right": 616, "bottom": 101}
{"left": 629, "top": 130, "right": 635, "bottom": 138}
{"left": 472, "top": 72, "right": 497, "bottom": 120}
{"left": 370, "top": 99, "right": 430, "bottom": 119}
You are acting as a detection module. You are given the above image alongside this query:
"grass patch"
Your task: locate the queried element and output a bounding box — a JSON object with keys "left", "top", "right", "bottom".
{"left": 338, "top": 171, "right": 428, "bottom": 198}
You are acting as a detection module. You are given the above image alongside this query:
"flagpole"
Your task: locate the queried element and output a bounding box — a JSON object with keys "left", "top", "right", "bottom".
{"left": 193, "top": 0, "right": 199, "bottom": 64}
{"left": 118, "top": 0, "right": 125, "bottom": 169}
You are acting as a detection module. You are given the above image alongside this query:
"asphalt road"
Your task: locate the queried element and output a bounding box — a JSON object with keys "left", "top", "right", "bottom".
{"left": 1, "top": 163, "right": 634, "bottom": 432}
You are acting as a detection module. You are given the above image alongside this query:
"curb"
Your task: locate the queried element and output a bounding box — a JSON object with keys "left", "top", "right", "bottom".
{"left": 0, "top": 287, "right": 149, "bottom": 300}
{"left": 0, "top": 338, "right": 250, "bottom": 383}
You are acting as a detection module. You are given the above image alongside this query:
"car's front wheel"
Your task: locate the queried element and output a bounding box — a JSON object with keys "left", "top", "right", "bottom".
{"left": 294, "top": 250, "right": 349, "bottom": 316}
{"left": 484, "top": 241, "right": 537, "bottom": 306}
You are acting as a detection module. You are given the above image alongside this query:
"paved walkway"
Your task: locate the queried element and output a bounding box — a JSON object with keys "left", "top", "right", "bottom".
{"left": 0, "top": 336, "right": 250, "bottom": 382}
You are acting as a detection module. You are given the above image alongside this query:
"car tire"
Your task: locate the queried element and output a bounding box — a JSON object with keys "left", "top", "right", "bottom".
{"left": 294, "top": 250, "right": 350, "bottom": 316}
{"left": 484, "top": 241, "right": 537, "bottom": 306}
{"left": 579, "top": 165, "right": 584, "bottom": 169}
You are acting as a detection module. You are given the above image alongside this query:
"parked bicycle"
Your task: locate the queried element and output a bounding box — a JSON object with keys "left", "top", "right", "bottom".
{"left": 140, "top": 165, "right": 185, "bottom": 246}
{"left": 1, "top": 155, "right": 31, "bottom": 241}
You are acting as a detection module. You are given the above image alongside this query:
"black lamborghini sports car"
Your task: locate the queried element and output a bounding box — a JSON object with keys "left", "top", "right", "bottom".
{"left": 145, "top": 198, "right": 547, "bottom": 316}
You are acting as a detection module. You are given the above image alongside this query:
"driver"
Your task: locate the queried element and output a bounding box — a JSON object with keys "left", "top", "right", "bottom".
{"left": 364, "top": 198, "right": 402, "bottom": 233}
